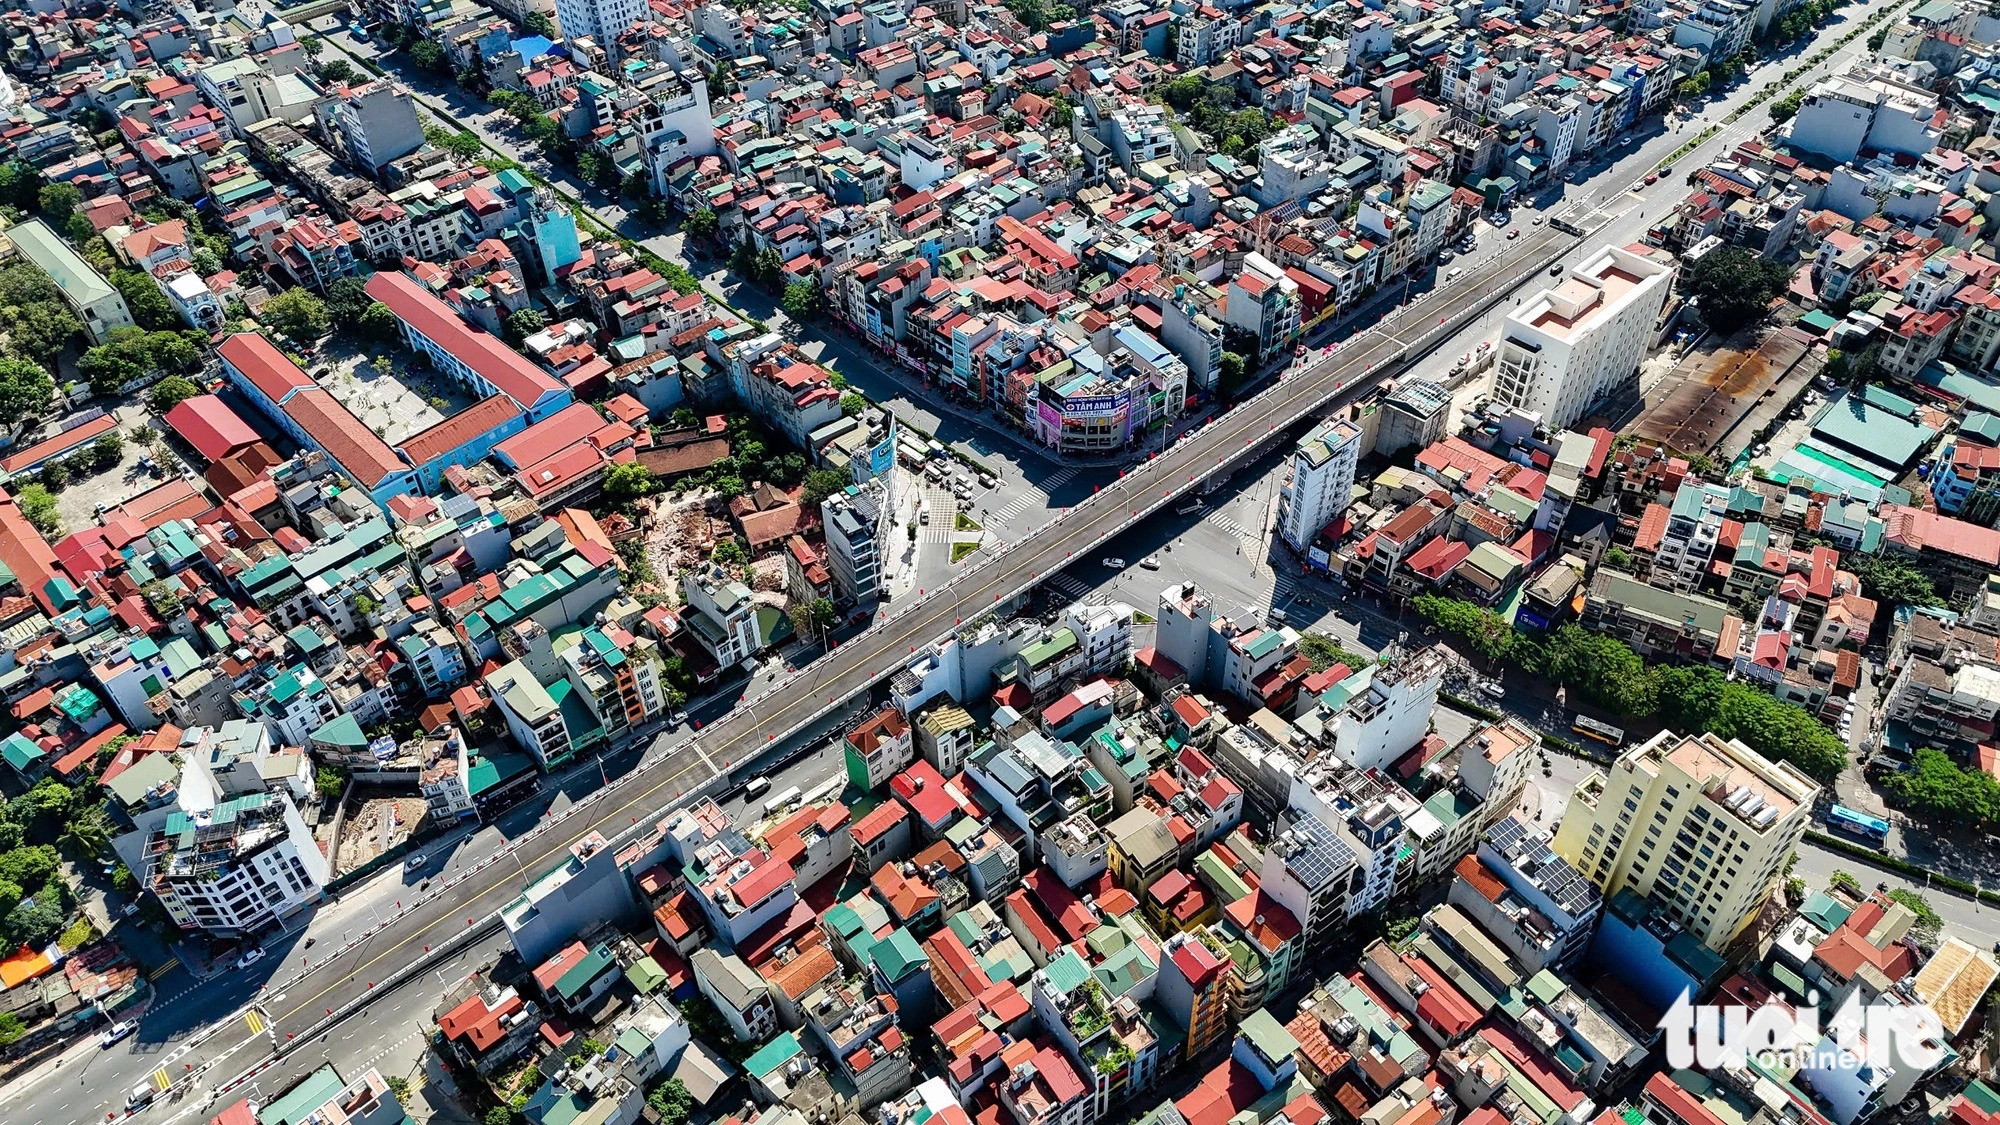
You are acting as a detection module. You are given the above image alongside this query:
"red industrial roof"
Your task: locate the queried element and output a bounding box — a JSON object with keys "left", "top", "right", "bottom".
{"left": 491, "top": 402, "right": 605, "bottom": 469}
{"left": 398, "top": 393, "right": 523, "bottom": 467}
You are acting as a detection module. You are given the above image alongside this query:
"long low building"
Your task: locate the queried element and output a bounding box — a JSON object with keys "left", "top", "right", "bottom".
{"left": 366, "top": 270, "right": 574, "bottom": 422}
{"left": 216, "top": 332, "right": 420, "bottom": 508}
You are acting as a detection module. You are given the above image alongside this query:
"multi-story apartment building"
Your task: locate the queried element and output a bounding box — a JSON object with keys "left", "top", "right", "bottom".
{"left": 1278, "top": 419, "right": 1362, "bottom": 553}
{"left": 313, "top": 81, "right": 424, "bottom": 176}
{"left": 1224, "top": 253, "right": 1302, "bottom": 360}
{"left": 136, "top": 786, "right": 327, "bottom": 935}
{"left": 823, "top": 481, "right": 889, "bottom": 608}
{"left": 1490, "top": 246, "right": 1674, "bottom": 430}
{"left": 1883, "top": 615, "right": 2000, "bottom": 752}
{"left": 681, "top": 565, "right": 761, "bottom": 670}
{"left": 1552, "top": 729, "right": 1819, "bottom": 950}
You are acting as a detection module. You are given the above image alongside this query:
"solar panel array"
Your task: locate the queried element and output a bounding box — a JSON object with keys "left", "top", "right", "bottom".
{"left": 1486, "top": 815, "right": 1599, "bottom": 917}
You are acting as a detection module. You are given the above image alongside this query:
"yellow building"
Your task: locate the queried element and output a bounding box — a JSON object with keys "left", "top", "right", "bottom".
{"left": 1553, "top": 729, "right": 1818, "bottom": 951}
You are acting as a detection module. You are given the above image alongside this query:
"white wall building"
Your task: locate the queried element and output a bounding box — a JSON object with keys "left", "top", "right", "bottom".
{"left": 1278, "top": 419, "right": 1362, "bottom": 552}
{"left": 1490, "top": 245, "right": 1674, "bottom": 431}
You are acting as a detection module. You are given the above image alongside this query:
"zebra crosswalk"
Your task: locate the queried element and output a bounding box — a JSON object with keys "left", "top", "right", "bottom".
{"left": 1038, "top": 466, "right": 1082, "bottom": 492}
{"left": 922, "top": 489, "right": 956, "bottom": 544}
{"left": 986, "top": 493, "right": 1040, "bottom": 525}
{"left": 1210, "top": 511, "right": 1257, "bottom": 540}
{"left": 1044, "top": 574, "right": 1093, "bottom": 602}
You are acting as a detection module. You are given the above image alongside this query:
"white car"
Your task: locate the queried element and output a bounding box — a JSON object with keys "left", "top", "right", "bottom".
{"left": 1479, "top": 681, "right": 1506, "bottom": 700}
{"left": 1101, "top": 557, "right": 1126, "bottom": 569}
{"left": 234, "top": 948, "right": 265, "bottom": 970}
{"left": 100, "top": 1021, "right": 136, "bottom": 1048}
{"left": 1139, "top": 556, "right": 1161, "bottom": 570}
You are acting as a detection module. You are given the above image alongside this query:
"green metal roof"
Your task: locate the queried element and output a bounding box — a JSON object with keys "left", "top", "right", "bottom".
{"left": 553, "top": 942, "right": 614, "bottom": 999}
{"left": 259, "top": 1064, "right": 346, "bottom": 1125}
{"left": 744, "top": 1030, "right": 803, "bottom": 1078}
{"left": 870, "top": 927, "right": 926, "bottom": 982}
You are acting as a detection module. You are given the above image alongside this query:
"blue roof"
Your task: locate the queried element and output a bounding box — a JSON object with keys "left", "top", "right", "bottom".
{"left": 513, "top": 35, "right": 555, "bottom": 59}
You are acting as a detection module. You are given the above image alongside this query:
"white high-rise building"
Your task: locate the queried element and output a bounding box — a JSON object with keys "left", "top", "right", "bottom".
{"left": 1278, "top": 419, "right": 1361, "bottom": 552}
{"left": 553, "top": 0, "right": 646, "bottom": 47}
{"left": 1490, "top": 246, "right": 1674, "bottom": 430}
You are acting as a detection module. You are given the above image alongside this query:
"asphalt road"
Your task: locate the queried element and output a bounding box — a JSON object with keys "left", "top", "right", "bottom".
{"left": 32, "top": 3, "right": 1899, "bottom": 1116}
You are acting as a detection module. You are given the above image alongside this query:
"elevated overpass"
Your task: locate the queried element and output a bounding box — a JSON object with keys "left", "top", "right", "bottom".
{"left": 255, "top": 214, "right": 1587, "bottom": 1055}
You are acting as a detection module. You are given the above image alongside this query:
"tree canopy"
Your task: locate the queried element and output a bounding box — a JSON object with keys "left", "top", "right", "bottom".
{"left": 0, "top": 358, "right": 55, "bottom": 428}
{"left": 262, "top": 289, "right": 331, "bottom": 341}
{"left": 1681, "top": 247, "right": 1791, "bottom": 334}
{"left": 148, "top": 375, "right": 203, "bottom": 415}
{"left": 1881, "top": 748, "right": 2000, "bottom": 828}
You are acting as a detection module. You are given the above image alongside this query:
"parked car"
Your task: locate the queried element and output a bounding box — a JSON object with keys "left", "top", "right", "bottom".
{"left": 1506, "top": 228, "right": 1520, "bottom": 239}
{"left": 1101, "top": 557, "right": 1126, "bottom": 568}
{"left": 404, "top": 853, "right": 427, "bottom": 871}
{"left": 234, "top": 948, "right": 265, "bottom": 969}
{"left": 100, "top": 1021, "right": 136, "bottom": 1048}
{"left": 1479, "top": 681, "right": 1506, "bottom": 700}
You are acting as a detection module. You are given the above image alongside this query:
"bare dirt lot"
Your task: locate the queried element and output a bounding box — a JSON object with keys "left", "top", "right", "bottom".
{"left": 333, "top": 796, "right": 429, "bottom": 873}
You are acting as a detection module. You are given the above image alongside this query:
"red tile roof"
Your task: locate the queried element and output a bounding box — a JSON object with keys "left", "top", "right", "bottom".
{"left": 280, "top": 388, "right": 407, "bottom": 488}
{"left": 398, "top": 394, "right": 523, "bottom": 467}
{"left": 219, "top": 332, "right": 314, "bottom": 406}
{"left": 366, "top": 271, "right": 565, "bottom": 411}
{"left": 164, "top": 395, "right": 259, "bottom": 463}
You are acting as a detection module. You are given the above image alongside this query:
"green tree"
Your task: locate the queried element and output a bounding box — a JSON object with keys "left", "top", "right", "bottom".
{"left": 148, "top": 375, "right": 203, "bottom": 414}
{"left": 1768, "top": 89, "right": 1806, "bottom": 123}
{"left": 0, "top": 163, "right": 39, "bottom": 213}
{"left": 0, "top": 358, "right": 54, "bottom": 427}
{"left": 0, "top": 1012, "right": 24, "bottom": 1048}
{"left": 712, "top": 537, "right": 747, "bottom": 566}
{"left": 1543, "top": 625, "right": 1657, "bottom": 717}
{"left": 58, "top": 806, "right": 112, "bottom": 860}
{"left": 428, "top": 126, "right": 486, "bottom": 162}
{"left": 1218, "top": 352, "right": 1247, "bottom": 395}
{"left": 2, "top": 896, "right": 67, "bottom": 954}
{"left": 262, "top": 289, "right": 330, "bottom": 340}
{"left": 1680, "top": 246, "right": 1790, "bottom": 334}
{"left": 1843, "top": 553, "right": 1940, "bottom": 610}
{"left": 1299, "top": 633, "right": 1371, "bottom": 673}
{"left": 9, "top": 301, "right": 81, "bottom": 361}
{"left": 110, "top": 269, "right": 178, "bottom": 331}
{"left": 645, "top": 1078, "right": 691, "bottom": 1125}
{"left": 191, "top": 246, "right": 224, "bottom": 277}
{"left": 316, "top": 767, "right": 347, "bottom": 801}
{"left": 36, "top": 183, "right": 81, "bottom": 223}
{"left": 15, "top": 483, "right": 58, "bottom": 536}
{"left": 1655, "top": 664, "right": 1845, "bottom": 779}
{"left": 357, "top": 301, "right": 402, "bottom": 344}
{"left": 0, "top": 264, "right": 58, "bottom": 307}
{"left": 840, "top": 392, "right": 867, "bottom": 417}
{"left": 142, "top": 580, "right": 183, "bottom": 618}
{"left": 1601, "top": 545, "right": 1635, "bottom": 572}
{"left": 684, "top": 208, "right": 718, "bottom": 239}
{"left": 504, "top": 308, "right": 549, "bottom": 343}
{"left": 802, "top": 468, "right": 849, "bottom": 507}
{"left": 575, "top": 152, "right": 606, "bottom": 187}
{"left": 79, "top": 343, "right": 145, "bottom": 394}
{"left": 1886, "top": 888, "right": 1942, "bottom": 946}
{"left": 325, "top": 277, "right": 374, "bottom": 325}
{"left": 147, "top": 331, "right": 199, "bottom": 373}
{"left": 318, "top": 58, "right": 357, "bottom": 85}
{"left": 63, "top": 212, "right": 98, "bottom": 246}
{"left": 604, "top": 461, "right": 658, "bottom": 502}
{"left": 91, "top": 431, "right": 123, "bottom": 469}
{"left": 525, "top": 11, "right": 557, "bottom": 36}
{"left": 1882, "top": 748, "right": 2000, "bottom": 827}
{"left": 782, "top": 280, "right": 821, "bottom": 321}
{"left": 1414, "top": 595, "right": 1524, "bottom": 665}
{"left": 408, "top": 40, "right": 448, "bottom": 72}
